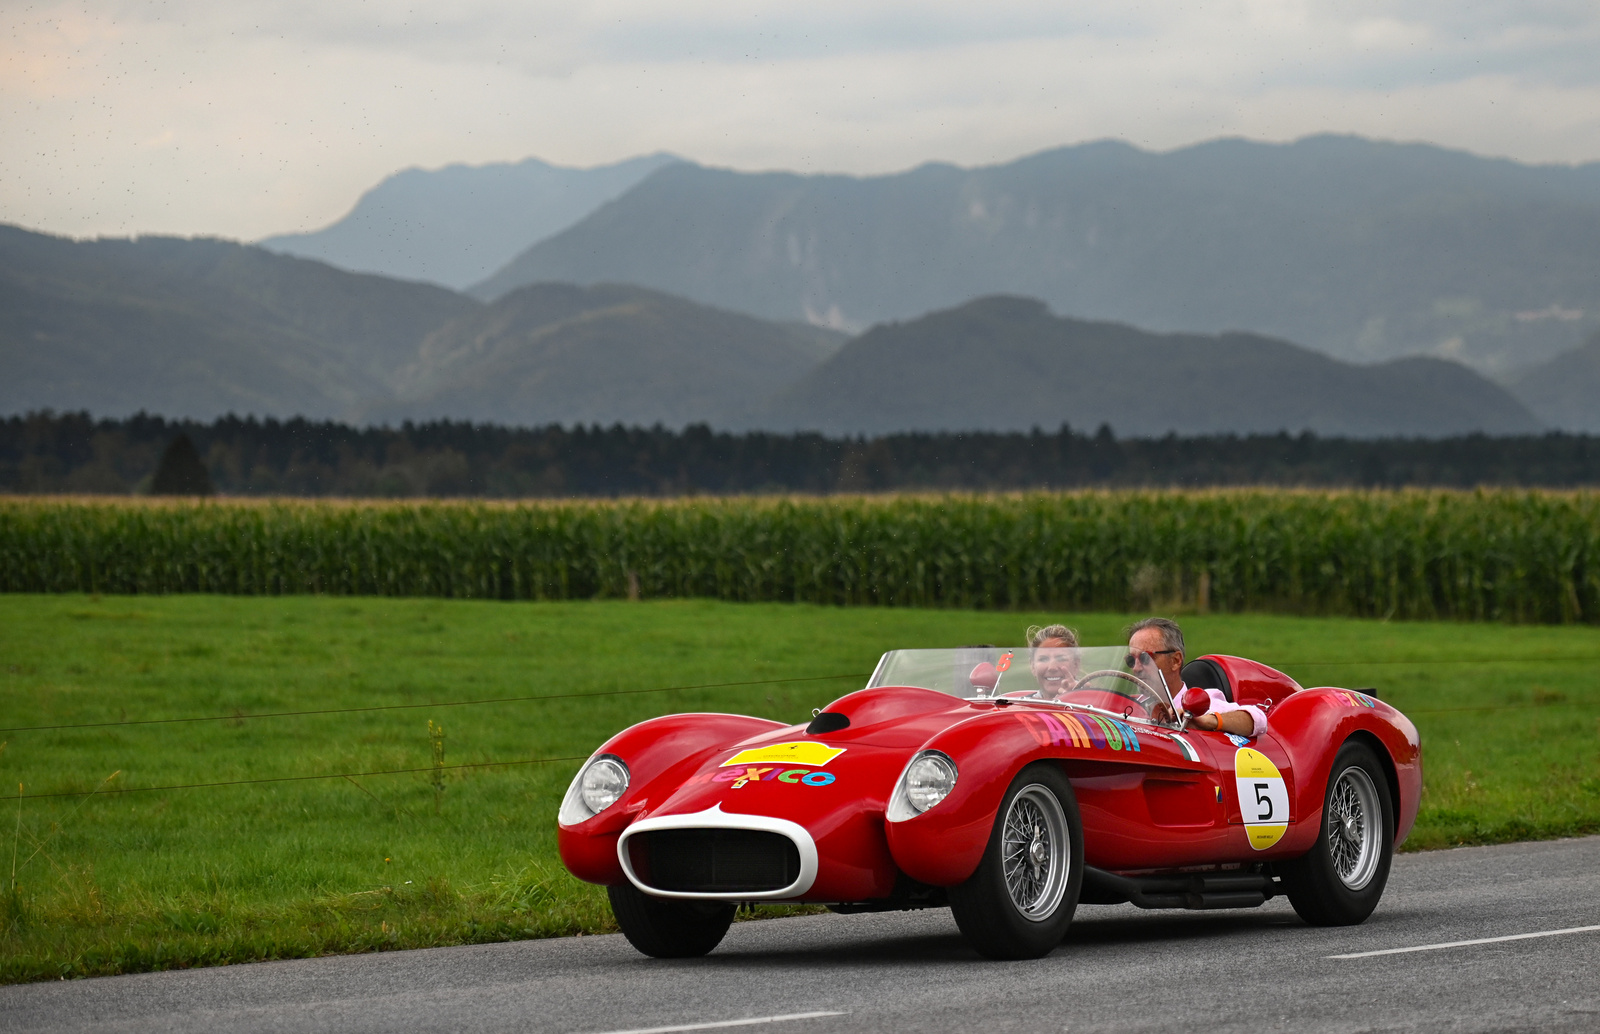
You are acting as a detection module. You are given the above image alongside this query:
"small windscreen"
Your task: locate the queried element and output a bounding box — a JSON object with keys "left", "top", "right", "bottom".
{"left": 866, "top": 646, "right": 1176, "bottom": 721}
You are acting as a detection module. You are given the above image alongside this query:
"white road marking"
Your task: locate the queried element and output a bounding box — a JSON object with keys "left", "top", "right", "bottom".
{"left": 1329, "top": 923, "right": 1600, "bottom": 959}
{"left": 576, "top": 1011, "right": 848, "bottom": 1034}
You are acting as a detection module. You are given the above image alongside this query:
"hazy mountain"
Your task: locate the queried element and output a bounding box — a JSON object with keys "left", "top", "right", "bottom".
{"left": 1504, "top": 331, "right": 1600, "bottom": 432}
{"left": 750, "top": 296, "right": 1541, "bottom": 438}
{"left": 475, "top": 136, "right": 1600, "bottom": 374}
{"left": 260, "top": 154, "right": 678, "bottom": 290}
{"left": 0, "top": 221, "right": 1541, "bottom": 440}
{"left": 0, "top": 224, "right": 475, "bottom": 420}
{"left": 373, "top": 283, "right": 843, "bottom": 427}
{"left": 0, "top": 224, "right": 840, "bottom": 429}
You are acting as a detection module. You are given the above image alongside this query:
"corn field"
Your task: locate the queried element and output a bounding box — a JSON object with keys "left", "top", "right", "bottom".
{"left": 2, "top": 491, "right": 1598, "bottom": 622}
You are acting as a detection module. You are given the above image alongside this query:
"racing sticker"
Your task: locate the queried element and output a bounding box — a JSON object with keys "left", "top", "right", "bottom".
{"left": 712, "top": 766, "right": 837, "bottom": 788}
{"left": 1234, "top": 748, "right": 1290, "bottom": 850}
{"left": 1018, "top": 712, "right": 1141, "bottom": 752}
{"left": 1336, "top": 691, "right": 1377, "bottom": 709}
{"left": 1165, "top": 733, "right": 1201, "bottom": 763}
{"left": 722, "top": 741, "right": 846, "bottom": 768}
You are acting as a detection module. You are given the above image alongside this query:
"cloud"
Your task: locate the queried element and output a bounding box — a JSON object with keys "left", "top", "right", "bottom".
{"left": 2, "top": 0, "right": 1598, "bottom": 241}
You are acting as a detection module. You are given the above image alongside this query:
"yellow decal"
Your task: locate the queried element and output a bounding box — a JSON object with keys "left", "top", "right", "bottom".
{"left": 722, "top": 741, "right": 846, "bottom": 768}
{"left": 1234, "top": 747, "right": 1290, "bottom": 850}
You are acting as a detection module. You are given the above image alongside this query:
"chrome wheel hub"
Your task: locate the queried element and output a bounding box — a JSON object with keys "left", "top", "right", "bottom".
{"left": 1029, "top": 833, "right": 1048, "bottom": 871}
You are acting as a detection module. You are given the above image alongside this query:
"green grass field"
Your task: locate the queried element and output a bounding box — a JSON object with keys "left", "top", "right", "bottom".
{"left": 2, "top": 595, "right": 1598, "bottom": 983}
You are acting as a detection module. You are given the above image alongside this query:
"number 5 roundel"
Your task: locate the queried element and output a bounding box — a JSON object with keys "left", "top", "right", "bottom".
{"left": 1234, "top": 748, "right": 1290, "bottom": 850}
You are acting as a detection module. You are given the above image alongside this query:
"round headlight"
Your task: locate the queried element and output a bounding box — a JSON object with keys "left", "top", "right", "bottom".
{"left": 579, "top": 756, "right": 629, "bottom": 815}
{"left": 904, "top": 752, "right": 957, "bottom": 813}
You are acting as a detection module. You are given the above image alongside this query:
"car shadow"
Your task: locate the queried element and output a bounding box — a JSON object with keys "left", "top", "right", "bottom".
{"left": 704, "top": 929, "right": 981, "bottom": 966}
{"left": 1063, "top": 906, "right": 1302, "bottom": 948}
{"left": 639, "top": 904, "right": 1333, "bottom": 969}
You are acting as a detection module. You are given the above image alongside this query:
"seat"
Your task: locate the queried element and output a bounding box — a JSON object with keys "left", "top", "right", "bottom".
{"left": 1180, "top": 657, "right": 1233, "bottom": 702}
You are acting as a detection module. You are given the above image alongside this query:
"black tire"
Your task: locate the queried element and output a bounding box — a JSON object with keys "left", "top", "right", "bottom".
{"left": 1281, "top": 740, "right": 1395, "bottom": 926}
{"left": 607, "top": 883, "right": 736, "bottom": 958}
{"left": 948, "top": 762, "right": 1084, "bottom": 960}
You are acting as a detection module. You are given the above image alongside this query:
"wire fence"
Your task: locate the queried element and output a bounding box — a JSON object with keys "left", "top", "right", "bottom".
{"left": 0, "top": 755, "right": 590, "bottom": 802}
{"left": 3, "top": 658, "right": 1588, "bottom": 803}
{"left": 0, "top": 672, "right": 872, "bottom": 735}
{"left": 3, "top": 656, "right": 1593, "bottom": 736}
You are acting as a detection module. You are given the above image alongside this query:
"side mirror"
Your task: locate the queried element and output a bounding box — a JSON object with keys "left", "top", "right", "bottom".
{"left": 1180, "top": 686, "right": 1211, "bottom": 716}
{"left": 968, "top": 662, "right": 999, "bottom": 696}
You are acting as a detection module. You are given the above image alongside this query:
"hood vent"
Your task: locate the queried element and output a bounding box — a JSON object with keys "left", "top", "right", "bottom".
{"left": 806, "top": 712, "right": 850, "bottom": 735}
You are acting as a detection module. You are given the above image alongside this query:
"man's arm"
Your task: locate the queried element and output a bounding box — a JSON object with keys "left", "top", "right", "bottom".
{"left": 1191, "top": 709, "right": 1255, "bottom": 735}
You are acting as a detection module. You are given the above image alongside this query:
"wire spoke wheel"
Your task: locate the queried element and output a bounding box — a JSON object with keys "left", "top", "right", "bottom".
{"left": 950, "top": 763, "right": 1083, "bottom": 959}
{"left": 999, "top": 785, "right": 1070, "bottom": 920}
{"left": 1326, "top": 764, "right": 1382, "bottom": 891}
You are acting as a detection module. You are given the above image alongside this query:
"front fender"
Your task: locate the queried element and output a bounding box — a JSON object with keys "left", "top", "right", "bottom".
{"left": 557, "top": 712, "right": 790, "bottom": 885}
{"left": 884, "top": 707, "right": 1147, "bottom": 886}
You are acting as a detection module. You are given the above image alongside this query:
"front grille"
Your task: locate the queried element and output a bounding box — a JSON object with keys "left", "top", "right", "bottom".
{"left": 633, "top": 828, "right": 801, "bottom": 893}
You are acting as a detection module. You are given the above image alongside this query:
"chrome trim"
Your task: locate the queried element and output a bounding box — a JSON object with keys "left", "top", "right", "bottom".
{"left": 886, "top": 749, "right": 957, "bottom": 823}
{"left": 865, "top": 651, "right": 891, "bottom": 690}
{"left": 616, "top": 804, "right": 819, "bottom": 900}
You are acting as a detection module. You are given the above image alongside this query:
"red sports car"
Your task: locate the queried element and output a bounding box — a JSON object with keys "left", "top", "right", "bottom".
{"left": 557, "top": 646, "right": 1421, "bottom": 959}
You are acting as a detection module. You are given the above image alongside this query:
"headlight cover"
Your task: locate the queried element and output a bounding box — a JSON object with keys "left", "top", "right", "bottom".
{"left": 887, "top": 750, "right": 958, "bottom": 822}
{"left": 558, "top": 754, "right": 630, "bottom": 825}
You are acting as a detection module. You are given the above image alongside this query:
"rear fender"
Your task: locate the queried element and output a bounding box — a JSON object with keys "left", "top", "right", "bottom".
{"left": 1270, "top": 689, "right": 1422, "bottom": 850}
{"left": 557, "top": 713, "right": 790, "bottom": 885}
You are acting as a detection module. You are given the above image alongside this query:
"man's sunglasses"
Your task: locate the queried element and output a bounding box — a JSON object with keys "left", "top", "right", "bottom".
{"left": 1126, "top": 649, "right": 1178, "bottom": 666}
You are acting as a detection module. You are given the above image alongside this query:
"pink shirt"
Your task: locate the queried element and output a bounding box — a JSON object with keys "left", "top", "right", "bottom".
{"left": 1181, "top": 683, "right": 1268, "bottom": 738}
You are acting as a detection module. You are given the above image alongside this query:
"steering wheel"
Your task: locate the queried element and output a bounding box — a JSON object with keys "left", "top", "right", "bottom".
{"left": 1066, "top": 669, "right": 1170, "bottom": 718}
{"left": 1070, "top": 669, "right": 1152, "bottom": 699}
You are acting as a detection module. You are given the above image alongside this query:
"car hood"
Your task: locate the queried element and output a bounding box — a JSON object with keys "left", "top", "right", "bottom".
{"left": 638, "top": 730, "right": 916, "bottom": 829}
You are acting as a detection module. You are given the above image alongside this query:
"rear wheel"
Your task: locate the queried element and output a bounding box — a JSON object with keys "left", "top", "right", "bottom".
{"left": 607, "top": 883, "right": 736, "bottom": 958}
{"left": 1281, "top": 740, "right": 1394, "bottom": 926}
{"left": 949, "top": 762, "right": 1083, "bottom": 959}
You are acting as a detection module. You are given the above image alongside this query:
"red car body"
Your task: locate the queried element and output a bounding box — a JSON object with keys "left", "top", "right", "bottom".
{"left": 559, "top": 650, "right": 1420, "bottom": 957}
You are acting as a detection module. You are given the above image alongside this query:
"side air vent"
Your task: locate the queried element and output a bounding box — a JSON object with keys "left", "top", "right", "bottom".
{"left": 633, "top": 829, "right": 802, "bottom": 893}
{"left": 807, "top": 712, "right": 850, "bottom": 734}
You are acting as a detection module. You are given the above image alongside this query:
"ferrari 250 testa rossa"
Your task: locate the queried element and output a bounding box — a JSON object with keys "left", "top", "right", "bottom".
{"left": 557, "top": 646, "right": 1421, "bottom": 959}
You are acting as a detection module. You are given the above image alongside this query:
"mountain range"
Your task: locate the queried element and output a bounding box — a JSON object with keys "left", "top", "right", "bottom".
{"left": 260, "top": 154, "right": 678, "bottom": 290}
{"left": 0, "top": 224, "right": 472, "bottom": 421}
{"left": 370, "top": 283, "right": 843, "bottom": 428}
{"left": 1506, "top": 331, "right": 1600, "bottom": 431}
{"left": 0, "top": 223, "right": 1550, "bottom": 437}
{"left": 757, "top": 297, "right": 1540, "bottom": 437}
{"left": 471, "top": 136, "right": 1600, "bottom": 377}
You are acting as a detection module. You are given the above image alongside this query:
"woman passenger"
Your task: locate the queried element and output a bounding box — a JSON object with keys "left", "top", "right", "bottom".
{"left": 1025, "top": 623, "right": 1079, "bottom": 701}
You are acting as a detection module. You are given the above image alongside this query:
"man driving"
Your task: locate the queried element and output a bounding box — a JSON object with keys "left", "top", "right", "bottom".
{"left": 1126, "top": 617, "right": 1265, "bottom": 737}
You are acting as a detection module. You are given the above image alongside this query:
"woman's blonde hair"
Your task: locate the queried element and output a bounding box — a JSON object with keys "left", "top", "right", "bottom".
{"left": 1026, "top": 623, "right": 1079, "bottom": 648}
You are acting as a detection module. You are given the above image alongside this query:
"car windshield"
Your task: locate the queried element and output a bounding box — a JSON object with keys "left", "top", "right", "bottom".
{"left": 866, "top": 646, "right": 1177, "bottom": 724}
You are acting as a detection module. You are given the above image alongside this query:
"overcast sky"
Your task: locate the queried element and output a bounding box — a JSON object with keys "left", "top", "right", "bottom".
{"left": 4, "top": 0, "right": 1599, "bottom": 243}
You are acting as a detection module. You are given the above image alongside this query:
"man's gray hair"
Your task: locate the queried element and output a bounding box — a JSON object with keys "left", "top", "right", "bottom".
{"left": 1026, "top": 623, "right": 1079, "bottom": 648}
{"left": 1125, "top": 617, "right": 1184, "bottom": 654}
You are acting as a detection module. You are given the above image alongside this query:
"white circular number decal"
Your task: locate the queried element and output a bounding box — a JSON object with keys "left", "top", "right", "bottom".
{"left": 1234, "top": 747, "right": 1290, "bottom": 850}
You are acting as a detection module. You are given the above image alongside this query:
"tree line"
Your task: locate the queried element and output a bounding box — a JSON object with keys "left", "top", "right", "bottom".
{"left": 6, "top": 410, "right": 1600, "bottom": 496}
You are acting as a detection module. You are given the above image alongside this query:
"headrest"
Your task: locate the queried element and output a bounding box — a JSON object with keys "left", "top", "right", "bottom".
{"left": 1180, "top": 657, "right": 1233, "bottom": 703}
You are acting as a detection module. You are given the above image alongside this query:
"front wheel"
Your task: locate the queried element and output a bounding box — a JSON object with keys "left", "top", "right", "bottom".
{"left": 607, "top": 883, "right": 736, "bottom": 958}
{"left": 1280, "top": 740, "right": 1394, "bottom": 926}
{"left": 948, "top": 762, "right": 1083, "bottom": 959}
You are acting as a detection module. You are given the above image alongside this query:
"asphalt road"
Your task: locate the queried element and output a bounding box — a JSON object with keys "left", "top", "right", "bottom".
{"left": 4, "top": 836, "right": 1598, "bottom": 1034}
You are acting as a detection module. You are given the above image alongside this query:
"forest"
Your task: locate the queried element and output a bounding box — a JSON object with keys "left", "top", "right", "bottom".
{"left": 6, "top": 410, "right": 1600, "bottom": 496}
